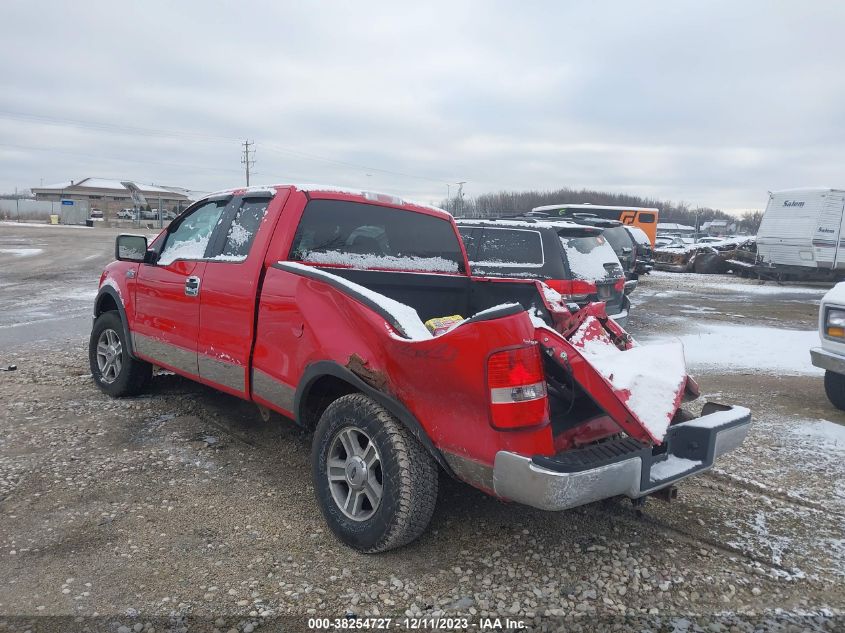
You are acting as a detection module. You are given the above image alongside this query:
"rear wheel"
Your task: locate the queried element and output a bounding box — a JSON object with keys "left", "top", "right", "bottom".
{"left": 312, "top": 393, "right": 438, "bottom": 553}
{"left": 824, "top": 371, "right": 845, "bottom": 411}
{"left": 89, "top": 311, "right": 151, "bottom": 397}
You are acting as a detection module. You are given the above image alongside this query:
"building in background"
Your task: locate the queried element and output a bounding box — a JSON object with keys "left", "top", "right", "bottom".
{"left": 31, "top": 178, "right": 207, "bottom": 220}
{"left": 701, "top": 219, "right": 737, "bottom": 236}
{"left": 656, "top": 222, "right": 696, "bottom": 236}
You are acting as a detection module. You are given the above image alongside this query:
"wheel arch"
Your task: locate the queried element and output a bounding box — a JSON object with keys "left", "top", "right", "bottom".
{"left": 94, "top": 286, "right": 136, "bottom": 358}
{"left": 295, "top": 361, "right": 454, "bottom": 477}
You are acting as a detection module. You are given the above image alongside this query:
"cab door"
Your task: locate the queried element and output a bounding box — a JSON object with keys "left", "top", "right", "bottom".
{"left": 132, "top": 197, "right": 231, "bottom": 376}
{"left": 196, "top": 191, "right": 284, "bottom": 397}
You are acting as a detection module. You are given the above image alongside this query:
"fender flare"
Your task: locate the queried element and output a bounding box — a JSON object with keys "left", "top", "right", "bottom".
{"left": 295, "top": 360, "right": 455, "bottom": 477}
{"left": 94, "top": 286, "right": 136, "bottom": 359}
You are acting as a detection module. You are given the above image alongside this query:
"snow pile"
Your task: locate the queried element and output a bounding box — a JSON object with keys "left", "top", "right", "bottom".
{"left": 303, "top": 250, "right": 459, "bottom": 273}
{"left": 280, "top": 262, "right": 432, "bottom": 340}
{"left": 571, "top": 317, "right": 686, "bottom": 441}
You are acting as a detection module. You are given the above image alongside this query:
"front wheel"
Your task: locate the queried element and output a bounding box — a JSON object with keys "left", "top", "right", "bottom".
{"left": 824, "top": 370, "right": 845, "bottom": 411}
{"left": 312, "top": 393, "right": 438, "bottom": 553}
{"left": 89, "top": 311, "right": 152, "bottom": 397}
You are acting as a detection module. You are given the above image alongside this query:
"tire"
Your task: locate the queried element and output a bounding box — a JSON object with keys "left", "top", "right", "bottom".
{"left": 824, "top": 371, "right": 845, "bottom": 411}
{"left": 694, "top": 253, "right": 727, "bottom": 274}
{"left": 312, "top": 393, "right": 438, "bottom": 553}
{"left": 89, "top": 311, "right": 152, "bottom": 397}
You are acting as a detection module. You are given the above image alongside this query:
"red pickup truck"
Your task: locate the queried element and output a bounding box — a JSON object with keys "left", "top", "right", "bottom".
{"left": 90, "top": 184, "right": 751, "bottom": 552}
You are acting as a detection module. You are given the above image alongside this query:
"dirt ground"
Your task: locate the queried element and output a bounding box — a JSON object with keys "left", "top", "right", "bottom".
{"left": 0, "top": 224, "right": 843, "bottom": 632}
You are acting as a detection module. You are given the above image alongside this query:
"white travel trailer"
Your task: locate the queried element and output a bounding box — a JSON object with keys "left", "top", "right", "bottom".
{"left": 756, "top": 188, "right": 845, "bottom": 281}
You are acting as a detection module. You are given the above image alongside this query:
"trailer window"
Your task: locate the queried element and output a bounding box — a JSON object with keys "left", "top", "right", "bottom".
{"left": 289, "top": 200, "right": 464, "bottom": 273}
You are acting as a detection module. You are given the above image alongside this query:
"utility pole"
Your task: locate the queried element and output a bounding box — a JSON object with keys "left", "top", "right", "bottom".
{"left": 446, "top": 184, "right": 451, "bottom": 214}
{"left": 241, "top": 140, "right": 256, "bottom": 186}
{"left": 456, "top": 181, "right": 466, "bottom": 217}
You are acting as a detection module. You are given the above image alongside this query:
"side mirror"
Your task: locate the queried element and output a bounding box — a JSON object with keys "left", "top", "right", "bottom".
{"left": 115, "top": 234, "right": 148, "bottom": 262}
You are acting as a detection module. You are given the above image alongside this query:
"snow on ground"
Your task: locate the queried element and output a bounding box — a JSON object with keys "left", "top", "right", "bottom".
{"left": 644, "top": 324, "right": 822, "bottom": 376}
{"left": 706, "top": 413, "right": 845, "bottom": 577}
{"left": 0, "top": 247, "right": 44, "bottom": 257}
{"left": 645, "top": 271, "right": 827, "bottom": 296}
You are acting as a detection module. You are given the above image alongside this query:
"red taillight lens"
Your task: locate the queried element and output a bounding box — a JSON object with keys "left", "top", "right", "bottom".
{"left": 546, "top": 279, "right": 596, "bottom": 301}
{"left": 614, "top": 278, "right": 625, "bottom": 292}
{"left": 487, "top": 346, "right": 548, "bottom": 429}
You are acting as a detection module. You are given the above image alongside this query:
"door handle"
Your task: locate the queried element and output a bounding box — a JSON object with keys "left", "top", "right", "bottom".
{"left": 185, "top": 276, "right": 201, "bottom": 297}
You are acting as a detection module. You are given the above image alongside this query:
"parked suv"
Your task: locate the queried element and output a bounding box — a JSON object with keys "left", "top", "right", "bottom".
{"left": 624, "top": 225, "right": 654, "bottom": 277}
{"left": 457, "top": 218, "right": 630, "bottom": 325}
{"left": 520, "top": 212, "right": 640, "bottom": 282}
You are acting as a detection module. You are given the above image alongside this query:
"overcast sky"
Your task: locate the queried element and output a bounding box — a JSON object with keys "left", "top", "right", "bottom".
{"left": 1, "top": 1, "right": 843, "bottom": 212}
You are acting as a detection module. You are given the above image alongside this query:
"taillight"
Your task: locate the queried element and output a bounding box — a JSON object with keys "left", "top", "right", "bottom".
{"left": 487, "top": 345, "right": 548, "bottom": 430}
{"left": 614, "top": 278, "right": 625, "bottom": 292}
{"left": 546, "top": 279, "right": 596, "bottom": 302}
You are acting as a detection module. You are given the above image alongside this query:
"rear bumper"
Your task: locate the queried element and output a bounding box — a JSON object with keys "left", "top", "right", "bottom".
{"left": 492, "top": 403, "right": 751, "bottom": 511}
{"left": 608, "top": 309, "right": 628, "bottom": 327}
{"left": 811, "top": 347, "right": 845, "bottom": 374}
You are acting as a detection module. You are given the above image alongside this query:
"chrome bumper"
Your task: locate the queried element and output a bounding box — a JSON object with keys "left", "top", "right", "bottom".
{"left": 811, "top": 347, "right": 845, "bottom": 374}
{"left": 492, "top": 404, "right": 751, "bottom": 511}
{"left": 608, "top": 309, "right": 628, "bottom": 328}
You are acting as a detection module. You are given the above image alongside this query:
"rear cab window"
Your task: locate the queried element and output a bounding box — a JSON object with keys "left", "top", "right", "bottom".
{"left": 289, "top": 199, "right": 464, "bottom": 273}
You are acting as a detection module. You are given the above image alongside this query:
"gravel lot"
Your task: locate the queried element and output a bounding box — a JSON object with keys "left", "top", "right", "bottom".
{"left": 1, "top": 225, "right": 844, "bottom": 632}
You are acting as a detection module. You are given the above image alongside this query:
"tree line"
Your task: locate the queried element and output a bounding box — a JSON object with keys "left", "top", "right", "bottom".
{"left": 443, "top": 187, "right": 763, "bottom": 233}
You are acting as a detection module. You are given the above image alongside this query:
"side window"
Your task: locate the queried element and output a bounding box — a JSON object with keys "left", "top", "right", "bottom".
{"left": 157, "top": 200, "right": 227, "bottom": 266}
{"left": 289, "top": 199, "right": 464, "bottom": 273}
{"left": 638, "top": 213, "right": 655, "bottom": 223}
{"left": 474, "top": 228, "right": 544, "bottom": 267}
{"left": 218, "top": 199, "right": 269, "bottom": 260}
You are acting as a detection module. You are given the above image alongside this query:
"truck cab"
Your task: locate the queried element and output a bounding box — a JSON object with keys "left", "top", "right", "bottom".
{"left": 811, "top": 283, "right": 845, "bottom": 409}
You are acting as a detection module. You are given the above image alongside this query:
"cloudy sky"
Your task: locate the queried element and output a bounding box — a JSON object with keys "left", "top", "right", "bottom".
{"left": 1, "top": 1, "right": 843, "bottom": 212}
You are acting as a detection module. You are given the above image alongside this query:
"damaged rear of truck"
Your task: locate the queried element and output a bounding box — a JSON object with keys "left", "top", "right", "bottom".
{"left": 94, "top": 185, "right": 751, "bottom": 553}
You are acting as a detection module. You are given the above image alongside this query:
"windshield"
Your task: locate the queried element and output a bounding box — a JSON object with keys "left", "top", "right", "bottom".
{"left": 560, "top": 234, "right": 621, "bottom": 280}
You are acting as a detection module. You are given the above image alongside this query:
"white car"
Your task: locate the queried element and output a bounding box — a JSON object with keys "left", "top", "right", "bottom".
{"left": 811, "top": 283, "right": 845, "bottom": 409}
{"left": 117, "top": 208, "right": 137, "bottom": 220}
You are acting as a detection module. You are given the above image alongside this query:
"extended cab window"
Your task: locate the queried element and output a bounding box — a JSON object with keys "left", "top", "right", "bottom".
{"left": 219, "top": 199, "right": 268, "bottom": 260}
{"left": 289, "top": 200, "right": 464, "bottom": 273}
{"left": 157, "top": 200, "right": 227, "bottom": 266}
{"left": 473, "top": 227, "right": 543, "bottom": 267}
